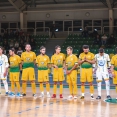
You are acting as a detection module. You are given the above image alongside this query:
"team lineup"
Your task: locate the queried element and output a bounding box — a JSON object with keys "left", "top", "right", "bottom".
{"left": 0, "top": 44, "right": 117, "bottom": 100}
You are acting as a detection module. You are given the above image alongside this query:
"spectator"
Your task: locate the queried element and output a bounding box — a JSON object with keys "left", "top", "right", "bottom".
{"left": 30, "top": 38, "right": 35, "bottom": 49}
{"left": 17, "top": 47, "right": 23, "bottom": 56}
{"left": 3, "top": 30, "right": 9, "bottom": 39}
{"left": 3, "top": 40, "right": 9, "bottom": 49}
{"left": 9, "top": 40, "right": 14, "bottom": 48}
{"left": 26, "top": 33, "right": 31, "bottom": 41}
{"left": 101, "top": 34, "right": 107, "bottom": 45}
{"left": 51, "top": 24, "right": 56, "bottom": 38}
{"left": 15, "top": 30, "right": 19, "bottom": 39}
{"left": 19, "top": 40, "right": 24, "bottom": 50}
{"left": 108, "top": 34, "right": 115, "bottom": 45}
{"left": 14, "top": 41, "right": 19, "bottom": 50}
{"left": 9, "top": 30, "right": 14, "bottom": 38}
{"left": 19, "top": 29, "right": 23, "bottom": 37}
{"left": 93, "top": 34, "right": 101, "bottom": 46}
{"left": 82, "top": 27, "right": 89, "bottom": 37}
{"left": 21, "top": 32, "right": 26, "bottom": 40}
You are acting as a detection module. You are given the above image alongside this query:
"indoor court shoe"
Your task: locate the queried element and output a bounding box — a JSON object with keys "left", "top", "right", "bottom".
{"left": 80, "top": 96, "right": 85, "bottom": 99}
{"left": 91, "top": 96, "right": 94, "bottom": 100}
{"left": 106, "top": 95, "right": 112, "bottom": 100}
{"left": 16, "top": 93, "right": 23, "bottom": 97}
{"left": 60, "top": 94, "right": 63, "bottom": 98}
{"left": 5, "top": 92, "right": 9, "bottom": 96}
{"left": 51, "top": 94, "right": 56, "bottom": 98}
{"left": 74, "top": 96, "right": 77, "bottom": 99}
{"left": 47, "top": 93, "right": 51, "bottom": 98}
{"left": 96, "top": 96, "right": 101, "bottom": 100}
{"left": 67, "top": 95, "right": 73, "bottom": 99}
{"left": 22, "top": 93, "right": 26, "bottom": 96}
{"left": 116, "top": 98, "right": 117, "bottom": 100}
{"left": 9, "top": 92, "right": 15, "bottom": 97}
{"left": 33, "top": 94, "right": 37, "bottom": 97}
{"left": 39, "top": 93, "right": 44, "bottom": 98}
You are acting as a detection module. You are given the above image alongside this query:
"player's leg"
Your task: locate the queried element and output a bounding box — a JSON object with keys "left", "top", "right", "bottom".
{"left": 59, "top": 81, "right": 63, "bottom": 98}
{"left": 22, "top": 69, "right": 28, "bottom": 96}
{"left": 46, "top": 81, "right": 50, "bottom": 98}
{"left": 29, "top": 68, "right": 36, "bottom": 97}
{"left": 103, "top": 72, "right": 111, "bottom": 100}
{"left": 80, "top": 68, "right": 86, "bottom": 99}
{"left": 89, "top": 82, "right": 94, "bottom": 99}
{"left": 52, "top": 81, "right": 57, "bottom": 98}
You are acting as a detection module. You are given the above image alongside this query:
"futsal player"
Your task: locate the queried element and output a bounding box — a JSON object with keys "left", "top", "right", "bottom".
{"left": 36, "top": 46, "right": 51, "bottom": 98}
{"left": 0, "top": 46, "right": 9, "bottom": 96}
{"left": 111, "top": 47, "right": 117, "bottom": 99}
{"left": 79, "top": 45, "right": 95, "bottom": 99}
{"left": 51, "top": 45, "right": 65, "bottom": 98}
{"left": 65, "top": 46, "right": 78, "bottom": 99}
{"left": 95, "top": 48, "right": 112, "bottom": 100}
{"left": 21, "top": 44, "right": 36, "bottom": 97}
{"left": 9, "top": 48, "right": 22, "bottom": 97}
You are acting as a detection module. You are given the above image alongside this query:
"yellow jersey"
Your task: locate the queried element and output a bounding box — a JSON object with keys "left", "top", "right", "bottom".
{"left": 79, "top": 52, "right": 94, "bottom": 68}
{"left": 9, "top": 55, "right": 21, "bottom": 72}
{"left": 21, "top": 51, "right": 36, "bottom": 69}
{"left": 36, "top": 54, "right": 50, "bottom": 70}
{"left": 65, "top": 54, "right": 78, "bottom": 70}
{"left": 51, "top": 53, "right": 65, "bottom": 68}
{"left": 111, "top": 55, "right": 117, "bottom": 71}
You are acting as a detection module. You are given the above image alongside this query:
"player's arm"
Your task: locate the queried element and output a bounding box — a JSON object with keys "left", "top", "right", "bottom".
{"left": 51, "top": 56, "right": 58, "bottom": 69}
{"left": 110, "top": 57, "right": 115, "bottom": 76}
{"left": 86, "top": 54, "right": 95, "bottom": 64}
{"left": 78, "top": 54, "right": 85, "bottom": 65}
{"left": 107, "top": 54, "right": 111, "bottom": 68}
{"left": 33, "top": 52, "right": 36, "bottom": 65}
{"left": 4, "top": 56, "right": 9, "bottom": 77}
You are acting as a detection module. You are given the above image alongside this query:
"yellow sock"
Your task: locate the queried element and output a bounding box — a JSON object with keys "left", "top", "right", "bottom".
{"left": 22, "top": 82, "right": 27, "bottom": 94}
{"left": 40, "top": 83, "right": 44, "bottom": 92}
{"left": 53, "top": 84, "right": 57, "bottom": 94}
{"left": 81, "top": 85, "right": 85, "bottom": 93}
{"left": 11, "top": 82, "right": 15, "bottom": 93}
{"left": 90, "top": 85, "right": 94, "bottom": 94}
{"left": 69, "top": 83, "right": 73, "bottom": 95}
{"left": 116, "top": 86, "right": 117, "bottom": 93}
{"left": 73, "top": 83, "right": 77, "bottom": 95}
{"left": 31, "top": 83, "right": 36, "bottom": 94}
{"left": 16, "top": 82, "right": 20, "bottom": 92}
{"left": 60, "top": 84, "right": 63, "bottom": 94}
{"left": 46, "top": 83, "right": 50, "bottom": 92}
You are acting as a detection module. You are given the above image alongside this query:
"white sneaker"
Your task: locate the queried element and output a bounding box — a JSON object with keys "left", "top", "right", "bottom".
{"left": 39, "top": 93, "right": 44, "bottom": 98}
{"left": 74, "top": 96, "right": 77, "bottom": 99}
{"left": 67, "top": 95, "right": 73, "bottom": 99}
{"left": 47, "top": 93, "right": 51, "bottom": 98}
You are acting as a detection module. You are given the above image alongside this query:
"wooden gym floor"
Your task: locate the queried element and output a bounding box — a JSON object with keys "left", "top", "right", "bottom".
{"left": 0, "top": 87, "right": 117, "bottom": 117}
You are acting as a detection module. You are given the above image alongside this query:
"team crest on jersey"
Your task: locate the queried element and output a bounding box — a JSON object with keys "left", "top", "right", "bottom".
{"left": 26, "top": 58, "right": 30, "bottom": 61}
{"left": 98, "top": 60, "right": 105, "bottom": 66}
{"left": 0, "top": 60, "right": 3, "bottom": 66}
{"left": 41, "top": 62, "right": 44, "bottom": 64}
{"left": 58, "top": 60, "right": 61, "bottom": 63}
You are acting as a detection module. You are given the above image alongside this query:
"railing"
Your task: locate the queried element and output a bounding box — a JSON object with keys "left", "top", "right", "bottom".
{"left": 68, "top": 26, "right": 103, "bottom": 35}
{"left": 35, "top": 27, "right": 50, "bottom": 37}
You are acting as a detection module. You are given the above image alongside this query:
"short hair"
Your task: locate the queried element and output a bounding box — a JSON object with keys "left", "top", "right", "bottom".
{"left": 9, "top": 47, "right": 15, "bottom": 52}
{"left": 0, "top": 46, "right": 3, "bottom": 50}
{"left": 67, "top": 46, "right": 73, "bottom": 51}
{"left": 55, "top": 45, "right": 61, "bottom": 50}
{"left": 40, "top": 46, "right": 46, "bottom": 50}
{"left": 82, "top": 45, "right": 89, "bottom": 49}
{"left": 99, "top": 48, "right": 104, "bottom": 53}
{"left": 25, "top": 43, "right": 31, "bottom": 47}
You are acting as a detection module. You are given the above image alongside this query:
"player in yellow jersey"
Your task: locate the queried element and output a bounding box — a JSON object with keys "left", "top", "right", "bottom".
{"left": 111, "top": 47, "right": 117, "bottom": 99}
{"left": 21, "top": 44, "right": 36, "bottom": 97}
{"left": 51, "top": 45, "right": 65, "bottom": 98}
{"left": 65, "top": 46, "right": 78, "bottom": 99}
{"left": 9, "top": 48, "right": 22, "bottom": 97}
{"left": 79, "top": 45, "right": 95, "bottom": 99}
{"left": 36, "top": 46, "right": 51, "bottom": 98}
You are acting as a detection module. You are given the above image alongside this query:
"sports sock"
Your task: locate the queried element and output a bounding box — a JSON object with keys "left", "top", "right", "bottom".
{"left": 11, "top": 82, "right": 15, "bottom": 93}
{"left": 3, "top": 80, "right": 8, "bottom": 92}
{"left": 97, "top": 82, "right": 101, "bottom": 96}
{"left": 60, "top": 84, "right": 63, "bottom": 94}
{"left": 53, "top": 84, "right": 57, "bottom": 94}
{"left": 46, "top": 83, "right": 50, "bottom": 92}
{"left": 31, "top": 82, "right": 36, "bottom": 94}
{"left": 81, "top": 85, "right": 85, "bottom": 96}
{"left": 40, "top": 83, "right": 44, "bottom": 92}
{"left": 73, "top": 83, "right": 77, "bottom": 95}
{"left": 90, "top": 85, "right": 94, "bottom": 94}
{"left": 105, "top": 80, "right": 110, "bottom": 96}
{"left": 22, "top": 82, "right": 27, "bottom": 94}
{"left": 16, "top": 82, "right": 20, "bottom": 92}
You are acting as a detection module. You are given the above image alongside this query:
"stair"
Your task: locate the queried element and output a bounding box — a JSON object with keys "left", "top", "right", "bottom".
{"left": 45, "top": 38, "right": 66, "bottom": 57}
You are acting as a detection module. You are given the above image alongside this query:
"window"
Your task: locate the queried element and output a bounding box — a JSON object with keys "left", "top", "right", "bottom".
{"left": 93, "top": 20, "right": 102, "bottom": 33}
{"left": 36, "top": 22, "right": 44, "bottom": 32}
{"left": 73, "top": 20, "right": 82, "bottom": 31}
{"left": 94, "top": 20, "right": 101, "bottom": 26}
{"left": 84, "top": 20, "right": 92, "bottom": 31}
{"left": 27, "top": 22, "right": 35, "bottom": 32}
{"left": 103, "top": 20, "right": 109, "bottom": 33}
{"left": 1, "top": 23, "right": 8, "bottom": 33}
{"left": 64, "top": 21, "right": 72, "bottom": 31}
{"left": 45, "top": 21, "right": 53, "bottom": 32}
{"left": 10, "top": 23, "right": 17, "bottom": 31}
{"left": 55, "top": 21, "right": 63, "bottom": 32}
{"left": 18, "top": 22, "right": 20, "bottom": 29}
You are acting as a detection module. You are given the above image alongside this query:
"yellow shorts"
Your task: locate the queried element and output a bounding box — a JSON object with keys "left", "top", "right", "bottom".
{"left": 10, "top": 72, "right": 20, "bottom": 82}
{"left": 113, "top": 70, "right": 117, "bottom": 84}
{"left": 53, "top": 68, "right": 64, "bottom": 81}
{"left": 22, "top": 68, "right": 35, "bottom": 81}
{"left": 80, "top": 68, "right": 93, "bottom": 82}
{"left": 67, "top": 70, "right": 77, "bottom": 84}
{"left": 38, "top": 70, "right": 49, "bottom": 82}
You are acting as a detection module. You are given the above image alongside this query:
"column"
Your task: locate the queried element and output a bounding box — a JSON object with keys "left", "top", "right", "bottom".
{"left": 109, "top": 10, "right": 114, "bottom": 35}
